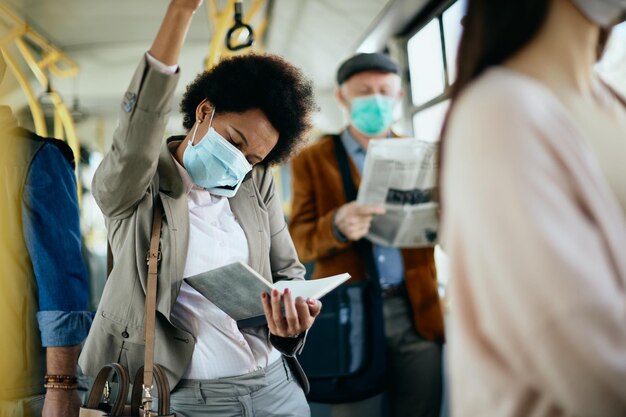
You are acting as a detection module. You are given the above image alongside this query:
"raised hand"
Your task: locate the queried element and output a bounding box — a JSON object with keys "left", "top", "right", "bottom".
{"left": 149, "top": 0, "right": 204, "bottom": 65}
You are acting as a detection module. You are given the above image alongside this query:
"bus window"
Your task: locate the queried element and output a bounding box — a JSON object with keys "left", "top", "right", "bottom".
{"left": 443, "top": 0, "right": 466, "bottom": 83}
{"left": 408, "top": 19, "right": 445, "bottom": 107}
{"left": 412, "top": 99, "right": 449, "bottom": 142}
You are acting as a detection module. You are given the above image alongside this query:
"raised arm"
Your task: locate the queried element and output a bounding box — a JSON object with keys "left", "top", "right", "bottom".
{"left": 149, "top": 0, "right": 203, "bottom": 65}
{"left": 92, "top": 0, "right": 203, "bottom": 219}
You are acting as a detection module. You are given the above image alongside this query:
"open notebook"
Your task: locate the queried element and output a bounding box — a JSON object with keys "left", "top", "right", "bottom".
{"left": 184, "top": 261, "right": 351, "bottom": 327}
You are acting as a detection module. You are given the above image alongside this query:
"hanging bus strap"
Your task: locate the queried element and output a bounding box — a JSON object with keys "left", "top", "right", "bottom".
{"left": 225, "top": 0, "right": 255, "bottom": 51}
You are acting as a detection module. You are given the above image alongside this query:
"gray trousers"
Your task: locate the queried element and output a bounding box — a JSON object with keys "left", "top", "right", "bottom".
{"left": 161, "top": 357, "right": 309, "bottom": 417}
{"left": 329, "top": 295, "right": 443, "bottom": 417}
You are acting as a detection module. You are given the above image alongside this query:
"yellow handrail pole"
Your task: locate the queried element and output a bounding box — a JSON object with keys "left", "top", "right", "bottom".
{"left": 14, "top": 37, "right": 82, "bottom": 200}
{"left": 53, "top": 109, "right": 64, "bottom": 140}
{"left": 37, "top": 50, "right": 61, "bottom": 70}
{"left": 0, "top": 3, "right": 24, "bottom": 27}
{"left": 48, "top": 60, "right": 79, "bottom": 79}
{"left": 14, "top": 38, "right": 80, "bottom": 159}
{"left": 49, "top": 90, "right": 82, "bottom": 203}
{"left": 0, "top": 48, "right": 48, "bottom": 136}
{"left": 40, "top": 50, "right": 79, "bottom": 78}
{"left": 49, "top": 91, "right": 80, "bottom": 166}
{"left": 0, "top": 3, "right": 82, "bottom": 202}
{"left": 0, "top": 3, "right": 79, "bottom": 79}
{"left": 206, "top": 1, "right": 233, "bottom": 68}
{"left": 0, "top": 24, "right": 27, "bottom": 49}
{"left": 26, "top": 31, "right": 79, "bottom": 74}
{"left": 206, "top": 0, "right": 236, "bottom": 69}
{"left": 207, "top": 0, "right": 219, "bottom": 23}
{"left": 256, "top": 17, "right": 268, "bottom": 46}
{"left": 243, "top": 0, "right": 265, "bottom": 24}
{"left": 15, "top": 38, "right": 47, "bottom": 86}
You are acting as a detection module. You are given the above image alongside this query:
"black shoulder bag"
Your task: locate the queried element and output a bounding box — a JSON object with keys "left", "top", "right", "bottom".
{"left": 298, "top": 135, "right": 387, "bottom": 403}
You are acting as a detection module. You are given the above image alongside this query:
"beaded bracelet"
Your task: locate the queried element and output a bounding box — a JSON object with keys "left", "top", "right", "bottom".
{"left": 44, "top": 375, "right": 79, "bottom": 390}
{"left": 44, "top": 382, "right": 79, "bottom": 390}
{"left": 44, "top": 375, "right": 78, "bottom": 384}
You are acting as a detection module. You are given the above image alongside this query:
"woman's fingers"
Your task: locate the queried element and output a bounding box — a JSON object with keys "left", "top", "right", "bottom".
{"left": 307, "top": 298, "right": 322, "bottom": 318}
{"left": 262, "top": 289, "right": 323, "bottom": 337}
{"left": 295, "top": 297, "right": 311, "bottom": 327}
{"left": 261, "top": 291, "right": 274, "bottom": 327}
{"left": 270, "top": 289, "right": 286, "bottom": 333}
{"left": 283, "top": 289, "right": 300, "bottom": 336}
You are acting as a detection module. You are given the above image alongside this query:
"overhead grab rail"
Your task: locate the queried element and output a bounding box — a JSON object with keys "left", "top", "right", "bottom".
{"left": 225, "top": 0, "right": 254, "bottom": 51}
{"left": 0, "top": 3, "right": 82, "bottom": 200}
{"left": 0, "top": 4, "right": 78, "bottom": 79}
{"left": 205, "top": 0, "right": 267, "bottom": 69}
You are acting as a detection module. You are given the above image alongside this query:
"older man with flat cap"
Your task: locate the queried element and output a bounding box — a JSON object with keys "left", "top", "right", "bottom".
{"left": 0, "top": 52, "right": 91, "bottom": 417}
{"left": 289, "top": 53, "right": 445, "bottom": 417}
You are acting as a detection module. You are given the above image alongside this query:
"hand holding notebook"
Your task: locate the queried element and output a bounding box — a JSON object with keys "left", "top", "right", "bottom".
{"left": 184, "top": 261, "right": 350, "bottom": 327}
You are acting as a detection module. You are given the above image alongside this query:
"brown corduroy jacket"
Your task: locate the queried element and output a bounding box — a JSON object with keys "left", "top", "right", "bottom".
{"left": 288, "top": 134, "right": 445, "bottom": 343}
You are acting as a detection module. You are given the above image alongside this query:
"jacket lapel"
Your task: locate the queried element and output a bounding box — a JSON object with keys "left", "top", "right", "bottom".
{"left": 229, "top": 177, "right": 264, "bottom": 275}
{"left": 157, "top": 140, "right": 190, "bottom": 313}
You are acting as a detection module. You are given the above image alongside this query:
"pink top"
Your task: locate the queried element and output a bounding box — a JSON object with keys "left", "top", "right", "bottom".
{"left": 441, "top": 68, "right": 626, "bottom": 417}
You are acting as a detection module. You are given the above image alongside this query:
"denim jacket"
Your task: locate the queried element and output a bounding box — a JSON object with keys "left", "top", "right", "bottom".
{"left": 22, "top": 134, "right": 92, "bottom": 347}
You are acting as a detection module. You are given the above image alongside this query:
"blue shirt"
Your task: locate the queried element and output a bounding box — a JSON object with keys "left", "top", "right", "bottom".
{"left": 339, "top": 129, "right": 405, "bottom": 288}
{"left": 22, "top": 141, "right": 92, "bottom": 347}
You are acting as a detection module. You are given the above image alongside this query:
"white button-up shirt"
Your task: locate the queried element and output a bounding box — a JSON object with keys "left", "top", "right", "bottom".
{"left": 168, "top": 144, "right": 281, "bottom": 380}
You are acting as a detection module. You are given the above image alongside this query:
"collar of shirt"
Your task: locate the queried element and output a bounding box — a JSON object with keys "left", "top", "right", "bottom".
{"left": 341, "top": 128, "right": 367, "bottom": 175}
{"left": 341, "top": 128, "right": 366, "bottom": 159}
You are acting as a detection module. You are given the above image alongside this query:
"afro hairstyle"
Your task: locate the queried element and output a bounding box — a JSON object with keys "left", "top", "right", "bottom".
{"left": 180, "top": 53, "right": 316, "bottom": 165}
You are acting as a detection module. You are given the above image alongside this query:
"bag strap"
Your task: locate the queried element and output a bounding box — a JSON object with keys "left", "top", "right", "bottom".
{"left": 131, "top": 365, "right": 170, "bottom": 416}
{"left": 141, "top": 200, "right": 164, "bottom": 410}
{"left": 331, "top": 134, "right": 382, "bottom": 292}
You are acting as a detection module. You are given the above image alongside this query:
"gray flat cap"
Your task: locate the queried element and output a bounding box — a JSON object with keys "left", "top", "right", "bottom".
{"left": 336, "top": 53, "right": 399, "bottom": 85}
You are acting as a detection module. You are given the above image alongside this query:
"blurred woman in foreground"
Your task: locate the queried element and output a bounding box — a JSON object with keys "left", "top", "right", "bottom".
{"left": 441, "top": 0, "right": 626, "bottom": 415}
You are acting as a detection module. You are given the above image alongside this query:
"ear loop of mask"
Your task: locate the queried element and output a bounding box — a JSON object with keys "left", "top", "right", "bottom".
{"left": 189, "top": 106, "right": 216, "bottom": 146}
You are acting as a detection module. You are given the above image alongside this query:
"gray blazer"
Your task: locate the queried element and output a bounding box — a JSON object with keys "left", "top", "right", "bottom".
{"left": 78, "top": 57, "right": 307, "bottom": 390}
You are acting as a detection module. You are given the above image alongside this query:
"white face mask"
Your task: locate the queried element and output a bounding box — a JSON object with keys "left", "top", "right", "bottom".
{"left": 571, "top": 0, "right": 626, "bottom": 27}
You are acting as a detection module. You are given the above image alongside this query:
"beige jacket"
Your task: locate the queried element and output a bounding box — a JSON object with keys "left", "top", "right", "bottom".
{"left": 78, "top": 57, "right": 306, "bottom": 389}
{"left": 442, "top": 68, "right": 626, "bottom": 417}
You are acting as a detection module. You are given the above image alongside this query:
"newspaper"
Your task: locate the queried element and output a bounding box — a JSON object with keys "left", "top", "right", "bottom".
{"left": 357, "top": 138, "right": 439, "bottom": 248}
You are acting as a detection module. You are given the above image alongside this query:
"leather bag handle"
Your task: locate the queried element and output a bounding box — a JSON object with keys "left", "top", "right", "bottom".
{"left": 83, "top": 363, "right": 130, "bottom": 416}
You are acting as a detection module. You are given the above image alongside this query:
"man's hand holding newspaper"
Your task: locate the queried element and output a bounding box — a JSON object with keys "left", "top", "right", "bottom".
{"left": 334, "top": 202, "right": 386, "bottom": 241}
{"left": 356, "top": 138, "right": 439, "bottom": 248}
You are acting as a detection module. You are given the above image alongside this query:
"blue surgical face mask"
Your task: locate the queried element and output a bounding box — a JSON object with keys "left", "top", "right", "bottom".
{"left": 350, "top": 94, "right": 396, "bottom": 137}
{"left": 182, "top": 109, "right": 252, "bottom": 197}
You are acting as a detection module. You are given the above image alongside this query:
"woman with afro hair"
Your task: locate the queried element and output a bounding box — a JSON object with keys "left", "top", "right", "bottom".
{"left": 79, "top": 1, "right": 320, "bottom": 416}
